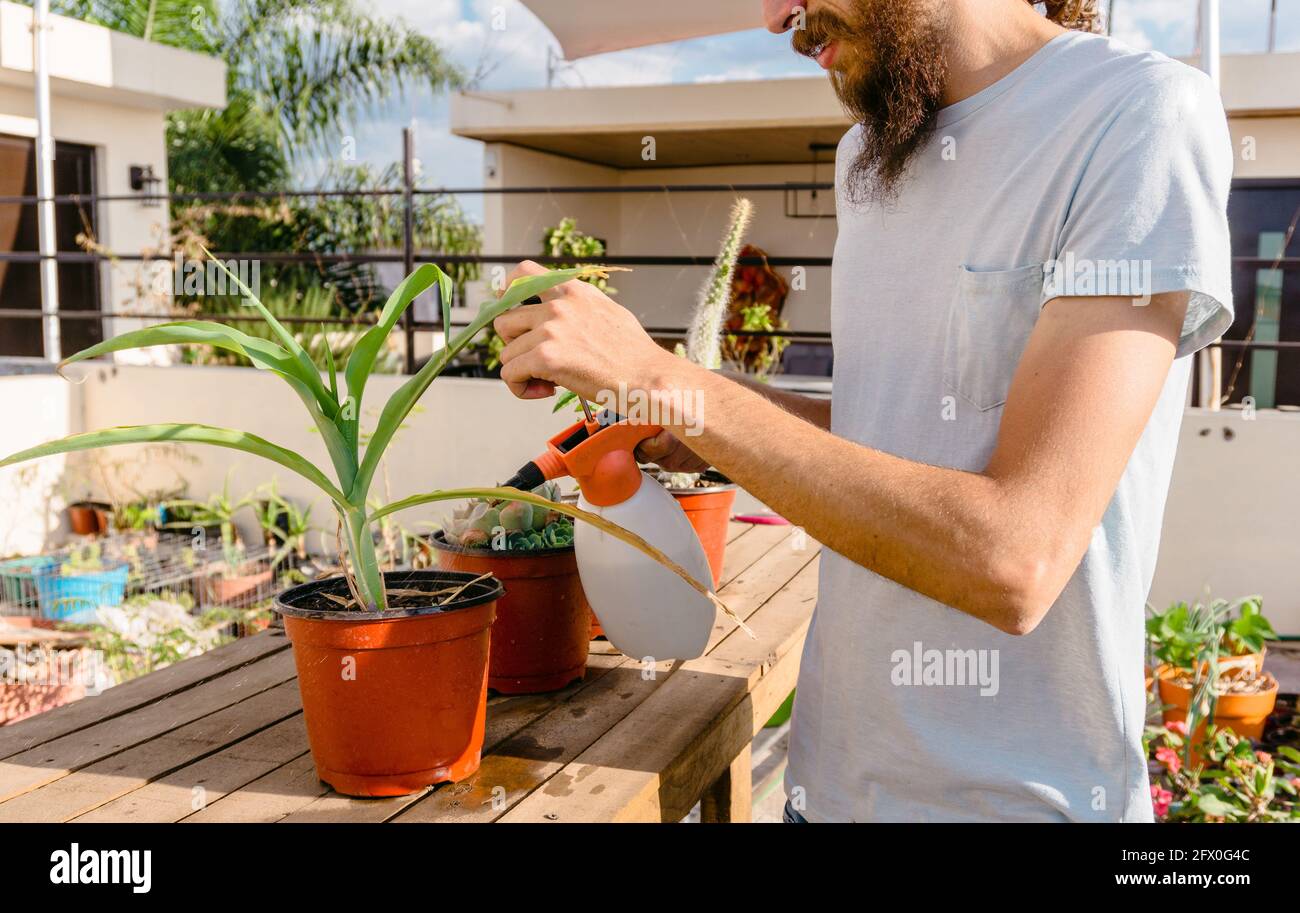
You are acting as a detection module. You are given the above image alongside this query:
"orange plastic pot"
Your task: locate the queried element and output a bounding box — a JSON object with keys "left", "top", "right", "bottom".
{"left": 1156, "top": 665, "right": 1279, "bottom": 742}
{"left": 275, "top": 570, "right": 500, "bottom": 798}
{"left": 670, "top": 485, "right": 737, "bottom": 586}
{"left": 67, "top": 504, "right": 99, "bottom": 536}
{"left": 432, "top": 534, "right": 589, "bottom": 694}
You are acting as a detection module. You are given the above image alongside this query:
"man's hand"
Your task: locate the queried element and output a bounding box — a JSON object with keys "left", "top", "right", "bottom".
{"left": 493, "top": 260, "right": 675, "bottom": 402}
{"left": 633, "top": 429, "right": 711, "bottom": 473}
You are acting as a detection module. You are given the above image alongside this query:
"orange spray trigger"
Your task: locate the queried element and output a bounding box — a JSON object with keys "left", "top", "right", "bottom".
{"left": 501, "top": 413, "right": 661, "bottom": 507}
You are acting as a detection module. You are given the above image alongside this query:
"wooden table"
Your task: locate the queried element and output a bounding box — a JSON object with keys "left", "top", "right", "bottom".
{"left": 0, "top": 522, "right": 819, "bottom": 823}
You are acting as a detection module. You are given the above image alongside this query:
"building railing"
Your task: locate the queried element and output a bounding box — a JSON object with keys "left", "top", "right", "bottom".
{"left": 0, "top": 147, "right": 1295, "bottom": 407}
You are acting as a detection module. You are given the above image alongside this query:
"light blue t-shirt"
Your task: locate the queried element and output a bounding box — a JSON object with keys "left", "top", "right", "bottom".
{"left": 785, "top": 30, "right": 1234, "bottom": 822}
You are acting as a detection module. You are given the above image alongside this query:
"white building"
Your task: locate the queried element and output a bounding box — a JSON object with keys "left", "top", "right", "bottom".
{"left": 0, "top": 1, "right": 226, "bottom": 357}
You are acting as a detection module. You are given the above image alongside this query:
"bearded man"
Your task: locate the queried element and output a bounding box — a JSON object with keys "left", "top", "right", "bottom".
{"left": 492, "top": 0, "right": 1232, "bottom": 821}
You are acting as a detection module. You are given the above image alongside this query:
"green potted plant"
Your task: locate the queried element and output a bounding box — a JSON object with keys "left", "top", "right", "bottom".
{"left": 167, "top": 479, "right": 271, "bottom": 605}
{"left": 431, "top": 481, "right": 590, "bottom": 694}
{"left": 1145, "top": 721, "right": 1300, "bottom": 822}
{"left": 0, "top": 256, "right": 722, "bottom": 798}
{"left": 1147, "top": 596, "right": 1280, "bottom": 753}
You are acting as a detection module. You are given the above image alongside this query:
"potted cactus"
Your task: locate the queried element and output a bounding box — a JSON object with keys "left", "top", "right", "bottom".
{"left": 432, "top": 481, "right": 592, "bottom": 694}
{"left": 0, "top": 256, "right": 723, "bottom": 798}
{"left": 660, "top": 198, "right": 753, "bottom": 584}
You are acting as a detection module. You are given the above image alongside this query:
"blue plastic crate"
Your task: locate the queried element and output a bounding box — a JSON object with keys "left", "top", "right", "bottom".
{"left": 0, "top": 556, "right": 59, "bottom": 615}
{"left": 32, "top": 562, "right": 130, "bottom": 624}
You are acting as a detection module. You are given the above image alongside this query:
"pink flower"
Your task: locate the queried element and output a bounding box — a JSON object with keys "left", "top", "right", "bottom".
{"left": 1255, "top": 750, "right": 1272, "bottom": 765}
{"left": 1155, "top": 746, "right": 1182, "bottom": 773}
{"left": 1151, "top": 785, "right": 1174, "bottom": 818}
{"left": 1165, "top": 720, "right": 1189, "bottom": 737}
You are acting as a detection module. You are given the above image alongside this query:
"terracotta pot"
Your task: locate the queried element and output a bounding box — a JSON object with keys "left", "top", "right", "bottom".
{"left": 275, "top": 570, "right": 500, "bottom": 797}
{"left": 1197, "top": 649, "right": 1266, "bottom": 678}
{"left": 207, "top": 566, "right": 273, "bottom": 605}
{"left": 432, "top": 533, "right": 589, "bottom": 694}
{"left": 589, "top": 612, "right": 604, "bottom": 640}
{"left": 1156, "top": 665, "right": 1279, "bottom": 742}
{"left": 670, "top": 485, "right": 737, "bottom": 587}
{"left": 67, "top": 504, "right": 99, "bottom": 536}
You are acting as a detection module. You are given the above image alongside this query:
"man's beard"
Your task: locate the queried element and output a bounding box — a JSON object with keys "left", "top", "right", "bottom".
{"left": 794, "top": 0, "right": 950, "bottom": 204}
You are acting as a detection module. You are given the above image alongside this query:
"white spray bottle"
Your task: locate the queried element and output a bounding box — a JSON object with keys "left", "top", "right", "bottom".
{"left": 501, "top": 411, "right": 715, "bottom": 660}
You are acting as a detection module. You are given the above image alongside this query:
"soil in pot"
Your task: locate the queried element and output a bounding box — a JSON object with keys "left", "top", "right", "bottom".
{"left": 431, "top": 532, "right": 589, "bottom": 694}
{"left": 670, "top": 485, "right": 736, "bottom": 587}
{"left": 275, "top": 570, "right": 501, "bottom": 797}
{"left": 1157, "top": 665, "right": 1280, "bottom": 743}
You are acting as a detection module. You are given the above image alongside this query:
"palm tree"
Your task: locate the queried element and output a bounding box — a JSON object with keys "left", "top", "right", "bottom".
{"left": 52, "top": 0, "right": 463, "bottom": 191}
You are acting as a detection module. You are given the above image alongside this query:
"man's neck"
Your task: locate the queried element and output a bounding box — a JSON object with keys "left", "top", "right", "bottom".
{"left": 941, "top": 1, "right": 1069, "bottom": 107}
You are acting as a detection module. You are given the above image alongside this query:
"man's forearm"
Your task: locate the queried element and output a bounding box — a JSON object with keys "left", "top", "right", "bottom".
{"left": 719, "top": 370, "right": 832, "bottom": 429}
{"left": 660, "top": 360, "right": 1056, "bottom": 635}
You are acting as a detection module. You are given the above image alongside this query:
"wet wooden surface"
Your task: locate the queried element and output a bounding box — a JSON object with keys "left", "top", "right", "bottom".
{"left": 0, "top": 521, "right": 819, "bottom": 823}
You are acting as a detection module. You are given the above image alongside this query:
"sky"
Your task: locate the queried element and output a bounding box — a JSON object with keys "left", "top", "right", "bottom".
{"left": 331, "top": 0, "right": 1300, "bottom": 205}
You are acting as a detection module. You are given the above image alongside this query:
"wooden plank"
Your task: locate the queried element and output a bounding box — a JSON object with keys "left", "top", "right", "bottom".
{"left": 393, "top": 654, "right": 676, "bottom": 823}
{"left": 72, "top": 714, "right": 310, "bottom": 823}
{"left": 0, "top": 648, "right": 296, "bottom": 804}
{"left": 718, "top": 522, "right": 792, "bottom": 587}
{"left": 700, "top": 743, "right": 751, "bottom": 823}
{"left": 726, "top": 520, "right": 750, "bottom": 543}
{"left": 272, "top": 654, "right": 628, "bottom": 823}
{"left": 183, "top": 752, "right": 320, "bottom": 823}
{"left": 392, "top": 531, "right": 811, "bottom": 823}
{"left": 0, "top": 680, "right": 302, "bottom": 822}
{"left": 0, "top": 629, "right": 290, "bottom": 760}
{"left": 500, "top": 556, "right": 818, "bottom": 823}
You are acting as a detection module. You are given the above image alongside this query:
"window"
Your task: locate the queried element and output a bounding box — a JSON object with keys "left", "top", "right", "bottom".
{"left": 0, "top": 135, "right": 101, "bottom": 358}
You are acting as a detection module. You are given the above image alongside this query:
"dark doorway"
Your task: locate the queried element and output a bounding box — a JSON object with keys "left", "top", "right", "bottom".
{"left": 0, "top": 135, "right": 101, "bottom": 357}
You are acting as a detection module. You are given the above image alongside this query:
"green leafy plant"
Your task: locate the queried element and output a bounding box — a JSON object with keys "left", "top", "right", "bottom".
{"left": 61, "top": 542, "right": 106, "bottom": 575}
{"left": 1145, "top": 721, "right": 1300, "bottom": 822}
{"left": 1146, "top": 596, "right": 1280, "bottom": 766}
{"left": 2, "top": 257, "right": 725, "bottom": 615}
{"left": 252, "top": 481, "right": 314, "bottom": 567}
{"left": 442, "top": 481, "right": 574, "bottom": 551}
{"left": 164, "top": 473, "right": 254, "bottom": 575}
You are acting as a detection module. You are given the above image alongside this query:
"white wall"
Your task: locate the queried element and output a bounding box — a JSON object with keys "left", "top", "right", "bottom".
{"left": 476, "top": 146, "right": 837, "bottom": 337}
{"left": 2, "top": 364, "right": 584, "bottom": 555}
{"left": 4, "top": 367, "right": 1299, "bottom": 635}
{"left": 0, "top": 370, "right": 83, "bottom": 556}
{"left": 0, "top": 84, "right": 173, "bottom": 354}
{"left": 1150, "top": 408, "right": 1300, "bottom": 636}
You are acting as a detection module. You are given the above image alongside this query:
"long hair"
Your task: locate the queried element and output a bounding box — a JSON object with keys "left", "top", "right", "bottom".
{"left": 1034, "top": 0, "right": 1104, "bottom": 32}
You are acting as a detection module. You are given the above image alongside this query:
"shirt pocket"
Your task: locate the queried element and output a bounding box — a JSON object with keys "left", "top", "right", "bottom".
{"left": 942, "top": 263, "right": 1046, "bottom": 412}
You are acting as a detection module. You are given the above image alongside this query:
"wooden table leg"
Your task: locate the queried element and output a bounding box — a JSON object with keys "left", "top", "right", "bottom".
{"left": 700, "top": 743, "right": 752, "bottom": 823}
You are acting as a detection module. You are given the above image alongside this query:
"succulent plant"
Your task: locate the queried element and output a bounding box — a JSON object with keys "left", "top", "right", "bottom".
{"left": 443, "top": 481, "right": 573, "bottom": 552}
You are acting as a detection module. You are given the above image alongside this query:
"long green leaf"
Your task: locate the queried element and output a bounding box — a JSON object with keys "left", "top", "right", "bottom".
{"left": 369, "top": 487, "right": 728, "bottom": 615}
{"left": 55, "top": 319, "right": 357, "bottom": 495}
{"left": 0, "top": 423, "right": 348, "bottom": 506}
{"left": 200, "top": 247, "right": 335, "bottom": 416}
{"left": 341, "top": 263, "right": 449, "bottom": 450}
{"left": 351, "top": 267, "right": 614, "bottom": 503}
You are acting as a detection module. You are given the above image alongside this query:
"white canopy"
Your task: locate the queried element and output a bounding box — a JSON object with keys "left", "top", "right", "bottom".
{"left": 520, "top": 0, "right": 764, "bottom": 60}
